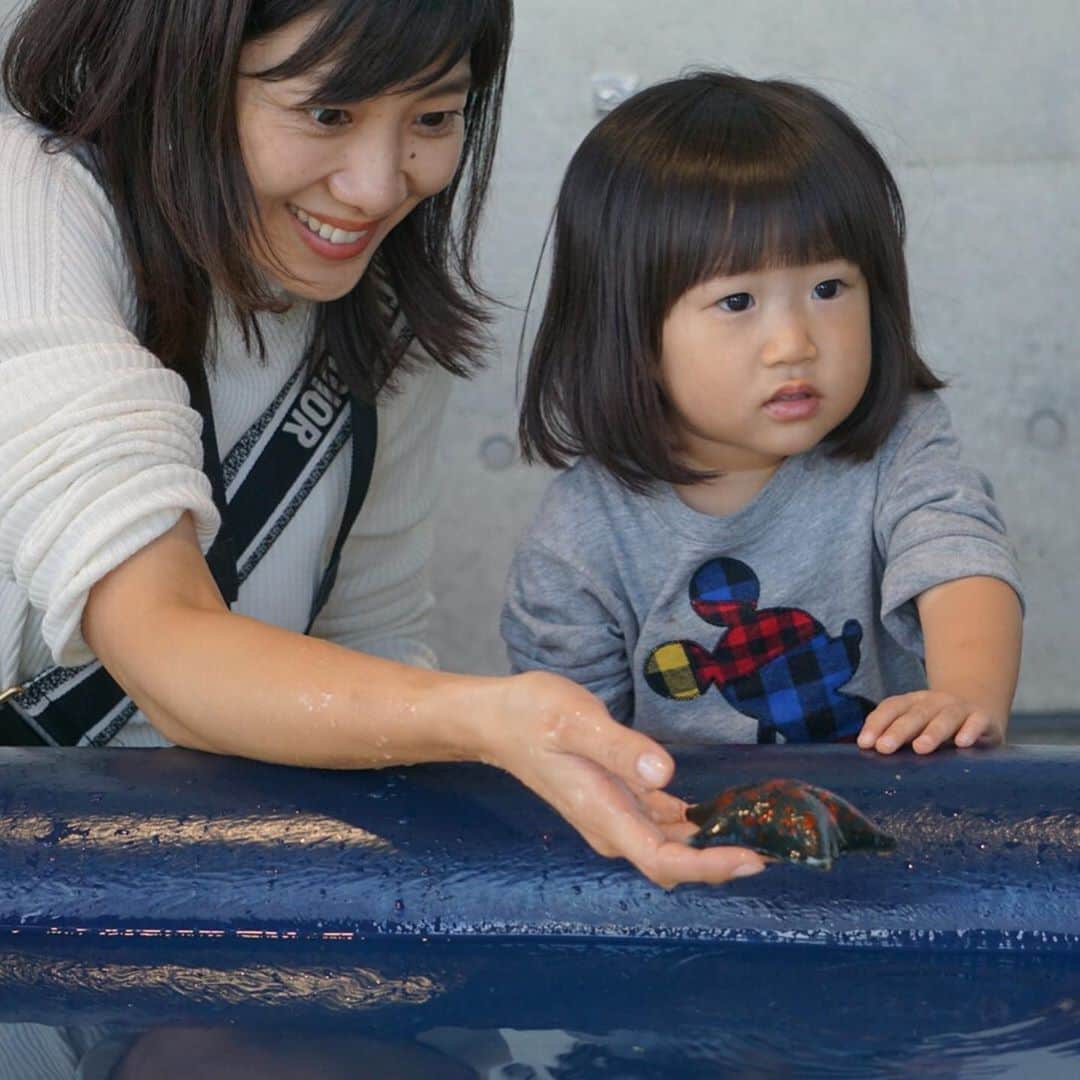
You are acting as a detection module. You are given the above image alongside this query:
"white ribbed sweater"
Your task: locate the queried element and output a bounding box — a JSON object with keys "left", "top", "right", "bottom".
{"left": 0, "top": 114, "right": 450, "bottom": 745}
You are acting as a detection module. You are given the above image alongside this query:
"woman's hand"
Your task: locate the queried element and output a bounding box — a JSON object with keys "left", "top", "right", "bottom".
{"left": 84, "top": 518, "right": 765, "bottom": 888}
{"left": 473, "top": 671, "right": 768, "bottom": 890}
{"left": 857, "top": 690, "right": 1005, "bottom": 755}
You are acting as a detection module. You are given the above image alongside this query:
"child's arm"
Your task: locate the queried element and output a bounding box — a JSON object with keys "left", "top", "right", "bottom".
{"left": 501, "top": 504, "right": 636, "bottom": 723}
{"left": 858, "top": 575, "right": 1022, "bottom": 754}
{"left": 865, "top": 393, "right": 1024, "bottom": 755}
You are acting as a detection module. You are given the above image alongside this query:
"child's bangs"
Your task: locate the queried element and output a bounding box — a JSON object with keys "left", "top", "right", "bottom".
{"left": 688, "top": 164, "right": 872, "bottom": 290}
{"left": 254, "top": 1, "right": 507, "bottom": 103}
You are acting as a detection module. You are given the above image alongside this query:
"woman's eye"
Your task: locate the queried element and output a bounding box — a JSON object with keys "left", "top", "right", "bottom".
{"left": 307, "top": 107, "right": 351, "bottom": 129}
{"left": 416, "top": 110, "right": 462, "bottom": 135}
{"left": 814, "top": 279, "right": 844, "bottom": 299}
{"left": 717, "top": 292, "right": 753, "bottom": 313}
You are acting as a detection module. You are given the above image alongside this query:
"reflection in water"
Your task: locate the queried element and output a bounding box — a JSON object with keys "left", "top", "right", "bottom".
{"left": 2, "top": 1011, "right": 1078, "bottom": 1080}
{"left": 0, "top": 1023, "right": 480, "bottom": 1079}
{"left": 1, "top": 943, "right": 1078, "bottom": 1078}
{"left": 6, "top": 812, "right": 395, "bottom": 853}
{"left": 0, "top": 1022, "right": 120, "bottom": 1080}
{"left": 3, "top": 953, "right": 446, "bottom": 1011}
{"left": 523, "top": 1006, "right": 1080, "bottom": 1079}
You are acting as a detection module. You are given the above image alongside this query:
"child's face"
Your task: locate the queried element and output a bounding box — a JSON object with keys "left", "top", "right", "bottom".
{"left": 658, "top": 259, "right": 872, "bottom": 473}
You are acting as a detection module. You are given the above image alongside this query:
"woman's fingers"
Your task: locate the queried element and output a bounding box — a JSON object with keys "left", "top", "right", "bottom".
{"left": 644, "top": 840, "right": 768, "bottom": 890}
{"left": 538, "top": 755, "right": 765, "bottom": 888}
{"left": 613, "top": 804, "right": 768, "bottom": 889}
{"left": 545, "top": 709, "right": 675, "bottom": 790}
{"left": 492, "top": 672, "right": 768, "bottom": 888}
{"left": 502, "top": 671, "right": 675, "bottom": 791}
{"left": 639, "top": 787, "right": 690, "bottom": 826}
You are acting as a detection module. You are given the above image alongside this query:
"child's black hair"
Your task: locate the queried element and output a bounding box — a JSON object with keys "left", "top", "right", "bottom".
{"left": 520, "top": 70, "right": 944, "bottom": 491}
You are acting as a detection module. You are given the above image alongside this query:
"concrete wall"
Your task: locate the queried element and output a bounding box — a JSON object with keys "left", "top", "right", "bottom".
{"left": 3, "top": 1, "right": 1077, "bottom": 709}
{"left": 432, "top": 0, "right": 1080, "bottom": 712}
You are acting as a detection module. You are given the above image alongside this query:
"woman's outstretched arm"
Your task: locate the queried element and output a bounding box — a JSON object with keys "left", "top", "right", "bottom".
{"left": 84, "top": 513, "right": 767, "bottom": 889}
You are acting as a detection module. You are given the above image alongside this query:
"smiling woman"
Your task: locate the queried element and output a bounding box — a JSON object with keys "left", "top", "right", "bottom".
{"left": 2, "top": 0, "right": 507, "bottom": 399}
{"left": 0, "top": 1, "right": 767, "bottom": 893}
{"left": 237, "top": 37, "right": 474, "bottom": 286}
{"left": 236, "top": 15, "right": 477, "bottom": 308}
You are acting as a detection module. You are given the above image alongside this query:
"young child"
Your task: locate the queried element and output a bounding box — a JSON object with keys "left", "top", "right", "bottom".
{"left": 502, "top": 72, "right": 1023, "bottom": 755}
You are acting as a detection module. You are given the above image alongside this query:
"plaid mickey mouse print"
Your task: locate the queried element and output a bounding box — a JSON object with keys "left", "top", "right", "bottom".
{"left": 644, "top": 557, "right": 872, "bottom": 743}
{"left": 685, "top": 555, "right": 823, "bottom": 680}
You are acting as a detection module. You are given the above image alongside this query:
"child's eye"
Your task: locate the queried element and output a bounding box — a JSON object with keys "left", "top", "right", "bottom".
{"left": 415, "top": 110, "right": 463, "bottom": 135}
{"left": 307, "top": 107, "right": 351, "bottom": 129}
{"left": 717, "top": 292, "right": 753, "bottom": 313}
{"left": 813, "top": 279, "right": 844, "bottom": 299}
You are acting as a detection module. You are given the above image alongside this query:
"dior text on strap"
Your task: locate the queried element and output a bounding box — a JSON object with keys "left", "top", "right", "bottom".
{"left": 0, "top": 357, "right": 381, "bottom": 747}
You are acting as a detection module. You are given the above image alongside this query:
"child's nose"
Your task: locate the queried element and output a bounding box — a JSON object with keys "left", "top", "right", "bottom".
{"left": 760, "top": 316, "right": 818, "bottom": 367}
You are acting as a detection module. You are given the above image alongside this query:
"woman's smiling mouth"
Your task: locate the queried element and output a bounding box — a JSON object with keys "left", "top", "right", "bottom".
{"left": 287, "top": 204, "right": 380, "bottom": 261}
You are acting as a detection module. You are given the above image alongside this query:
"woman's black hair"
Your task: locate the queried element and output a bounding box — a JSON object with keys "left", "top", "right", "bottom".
{"left": 519, "top": 70, "right": 944, "bottom": 491}
{"left": 3, "top": 0, "right": 513, "bottom": 400}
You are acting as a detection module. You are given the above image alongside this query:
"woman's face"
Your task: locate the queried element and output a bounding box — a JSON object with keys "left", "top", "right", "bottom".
{"left": 235, "top": 14, "right": 471, "bottom": 301}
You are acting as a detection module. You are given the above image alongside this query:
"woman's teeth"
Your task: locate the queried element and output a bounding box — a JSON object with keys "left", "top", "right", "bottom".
{"left": 290, "top": 206, "right": 366, "bottom": 245}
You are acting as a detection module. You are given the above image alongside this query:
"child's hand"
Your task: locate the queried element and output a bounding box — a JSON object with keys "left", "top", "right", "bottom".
{"left": 481, "top": 671, "right": 769, "bottom": 889}
{"left": 857, "top": 691, "right": 1005, "bottom": 755}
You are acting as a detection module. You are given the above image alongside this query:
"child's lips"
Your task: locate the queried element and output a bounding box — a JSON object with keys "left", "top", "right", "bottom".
{"left": 763, "top": 384, "right": 821, "bottom": 421}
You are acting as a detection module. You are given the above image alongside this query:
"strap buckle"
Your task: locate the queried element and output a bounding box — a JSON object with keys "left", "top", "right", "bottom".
{"left": 0, "top": 686, "right": 24, "bottom": 706}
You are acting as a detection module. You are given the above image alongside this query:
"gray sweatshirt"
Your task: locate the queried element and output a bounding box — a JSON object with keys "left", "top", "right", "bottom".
{"left": 501, "top": 393, "right": 1022, "bottom": 745}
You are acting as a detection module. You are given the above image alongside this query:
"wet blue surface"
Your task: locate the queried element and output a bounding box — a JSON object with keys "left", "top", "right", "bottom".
{"left": 1, "top": 937, "right": 1077, "bottom": 1076}
{"left": 0, "top": 744, "right": 1077, "bottom": 1075}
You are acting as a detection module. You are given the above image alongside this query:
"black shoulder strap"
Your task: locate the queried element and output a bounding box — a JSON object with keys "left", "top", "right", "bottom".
{"left": 307, "top": 396, "right": 378, "bottom": 632}
{"left": 188, "top": 362, "right": 240, "bottom": 605}
{"left": 1, "top": 373, "right": 378, "bottom": 747}
{"left": 0, "top": 137, "right": 386, "bottom": 746}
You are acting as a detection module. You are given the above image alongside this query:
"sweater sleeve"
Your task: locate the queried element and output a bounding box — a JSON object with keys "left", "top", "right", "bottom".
{"left": 873, "top": 392, "right": 1023, "bottom": 654}
{"left": 306, "top": 360, "right": 453, "bottom": 670}
{"left": 0, "top": 118, "right": 220, "bottom": 668}
{"left": 501, "top": 491, "right": 635, "bottom": 723}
